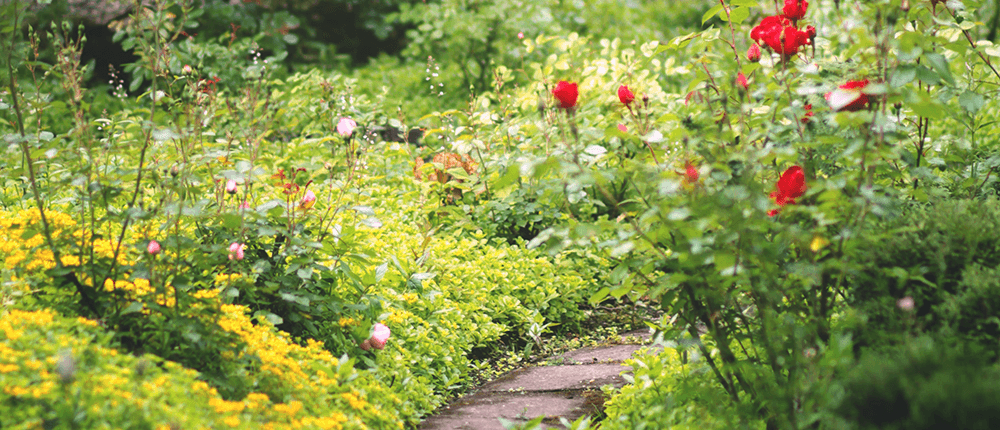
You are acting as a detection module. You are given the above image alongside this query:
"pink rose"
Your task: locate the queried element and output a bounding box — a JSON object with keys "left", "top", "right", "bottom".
{"left": 299, "top": 190, "right": 316, "bottom": 209}
{"left": 370, "top": 323, "right": 391, "bottom": 350}
{"left": 337, "top": 117, "right": 356, "bottom": 137}
{"left": 228, "top": 242, "right": 244, "bottom": 261}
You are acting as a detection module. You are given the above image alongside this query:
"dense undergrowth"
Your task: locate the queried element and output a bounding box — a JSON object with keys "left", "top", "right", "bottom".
{"left": 5, "top": 0, "right": 1000, "bottom": 429}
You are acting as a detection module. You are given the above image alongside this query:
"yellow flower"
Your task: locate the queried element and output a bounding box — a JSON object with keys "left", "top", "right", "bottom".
{"left": 810, "top": 236, "right": 830, "bottom": 252}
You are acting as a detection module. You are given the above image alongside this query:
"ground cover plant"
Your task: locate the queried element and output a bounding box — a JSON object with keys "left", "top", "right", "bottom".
{"left": 4, "top": 0, "right": 1000, "bottom": 429}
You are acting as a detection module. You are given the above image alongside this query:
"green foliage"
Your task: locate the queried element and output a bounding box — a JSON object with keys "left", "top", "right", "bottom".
{"left": 599, "top": 345, "right": 754, "bottom": 430}
{"left": 834, "top": 336, "right": 1000, "bottom": 430}
{"left": 849, "top": 198, "right": 1000, "bottom": 357}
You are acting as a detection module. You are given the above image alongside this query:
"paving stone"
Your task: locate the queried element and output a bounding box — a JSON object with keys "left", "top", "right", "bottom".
{"left": 420, "top": 390, "right": 597, "bottom": 430}
{"left": 553, "top": 344, "right": 648, "bottom": 364}
{"left": 482, "top": 363, "right": 629, "bottom": 392}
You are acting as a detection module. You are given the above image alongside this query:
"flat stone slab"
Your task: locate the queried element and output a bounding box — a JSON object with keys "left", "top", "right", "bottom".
{"left": 483, "top": 363, "right": 629, "bottom": 392}
{"left": 553, "top": 344, "right": 647, "bottom": 364}
{"left": 420, "top": 390, "right": 600, "bottom": 430}
{"left": 619, "top": 328, "right": 654, "bottom": 342}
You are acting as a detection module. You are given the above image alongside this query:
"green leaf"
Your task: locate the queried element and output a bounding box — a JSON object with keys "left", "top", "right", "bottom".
{"left": 924, "top": 53, "right": 955, "bottom": 86}
{"left": 702, "top": 4, "right": 724, "bottom": 25}
{"left": 958, "top": 91, "right": 984, "bottom": 114}
{"left": 588, "top": 287, "right": 610, "bottom": 306}
{"left": 122, "top": 301, "right": 144, "bottom": 315}
{"left": 728, "top": 7, "right": 750, "bottom": 25}
{"left": 890, "top": 66, "right": 917, "bottom": 88}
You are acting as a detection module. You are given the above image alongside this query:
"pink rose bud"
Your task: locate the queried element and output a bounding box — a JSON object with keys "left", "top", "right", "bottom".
{"left": 517, "top": 31, "right": 524, "bottom": 39}
{"left": 182, "top": 64, "right": 193, "bottom": 74}
{"left": 617, "top": 123, "right": 628, "bottom": 133}
{"left": 370, "top": 323, "right": 391, "bottom": 350}
{"left": 239, "top": 200, "right": 251, "bottom": 210}
{"left": 228, "top": 242, "right": 245, "bottom": 261}
{"left": 147, "top": 240, "right": 161, "bottom": 255}
{"left": 747, "top": 43, "right": 762, "bottom": 63}
{"left": 299, "top": 190, "right": 316, "bottom": 209}
{"left": 337, "top": 117, "right": 356, "bottom": 137}
{"left": 897, "top": 296, "right": 914, "bottom": 311}
{"left": 737, "top": 72, "right": 749, "bottom": 91}
{"left": 225, "top": 179, "right": 237, "bottom": 194}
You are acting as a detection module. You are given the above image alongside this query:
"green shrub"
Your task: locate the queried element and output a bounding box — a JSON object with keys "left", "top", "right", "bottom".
{"left": 848, "top": 198, "right": 1000, "bottom": 357}
{"left": 599, "top": 345, "right": 757, "bottom": 430}
{"left": 834, "top": 336, "right": 1000, "bottom": 430}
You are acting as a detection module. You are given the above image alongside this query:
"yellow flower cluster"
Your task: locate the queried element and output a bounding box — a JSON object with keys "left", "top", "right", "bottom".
{"left": 0, "top": 209, "right": 131, "bottom": 274}
{"left": 213, "top": 304, "right": 402, "bottom": 429}
{"left": 214, "top": 272, "right": 245, "bottom": 286}
{"left": 103, "top": 278, "right": 177, "bottom": 308}
{"left": 1, "top": 307, "right": 401, "bottom": 429}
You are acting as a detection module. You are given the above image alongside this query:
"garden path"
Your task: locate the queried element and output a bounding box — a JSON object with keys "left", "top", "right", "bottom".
{"left": 418, "top": 329, "right": 655, "bottom": 430}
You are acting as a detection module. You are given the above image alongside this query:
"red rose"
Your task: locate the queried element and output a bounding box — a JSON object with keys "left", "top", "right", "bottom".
{"left": 782, "top": 0, "right": 808, "bottom": 21}
{"left": 552, "top": 81, "right": 579, "bottom": 109}
{"left": 617, "top": 85, "right": 635, "bottom": 107}
{"left": 824, "top": 79, "right": 870, "bottom": 112}
{"left": 769, "top": 165, "right": 806, "bottom": 216}
{"left": 747, "top": 43, "right": 762, "bottom": 63}
{"left": 770, "top": 26, "right": 810, "bottom": 56}
{"left": 752, "top": 16, "right": 810, "bottom": 56}
{"left": 751, "top": 16, "right": 788, "bottom": 44}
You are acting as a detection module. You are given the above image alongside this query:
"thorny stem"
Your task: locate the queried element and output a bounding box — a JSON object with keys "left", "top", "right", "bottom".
{"left": 949, "top": 7, "right": 1000, "bottom": 82}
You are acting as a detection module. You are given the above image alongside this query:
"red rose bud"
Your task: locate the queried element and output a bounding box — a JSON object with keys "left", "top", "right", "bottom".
{"left": 805, "top": 25, "right": 816, "bottom": 39}
{"left": 684, "top": 163, "right": 699, "bottom": 183}
{"left": 824, "top": 79, "right": 870, "bottom": 112}
{"left": 737, "top": 72, "right": 749, "bottom": 91}
{"left": 782, "top": 0, "right": 808, "bottom": 21}
{"left": 552, "top": 81, "right": 579, "bottom": 109}
{"left": 617, "top": 84, "right": 635, "bottom": 107}
{"left": 747, "top": 43, "right": 762, "bottom": 63}
{"left": 801, "top": 103, "right": 814, "bottom": 123}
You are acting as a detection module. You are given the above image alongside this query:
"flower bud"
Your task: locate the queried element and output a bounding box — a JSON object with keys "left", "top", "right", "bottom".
{"left": 225, "top": 179, "right": 237, "bottom": 194}
{"left": 300, "top": 190, "right": 316, "bottom": 209}
{"left": 147, "top": 240, "right": 161, "bottom": 255}
{"left": 617, "top": 85, "right": 635, "bottom": 107}
{"left": 747, "top": 44, "right": 762, "bottom": 63}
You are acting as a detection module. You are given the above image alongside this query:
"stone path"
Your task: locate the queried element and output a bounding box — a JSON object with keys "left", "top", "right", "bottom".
{"left": 419, "top": 330, "right": 655, "bottom": 430}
